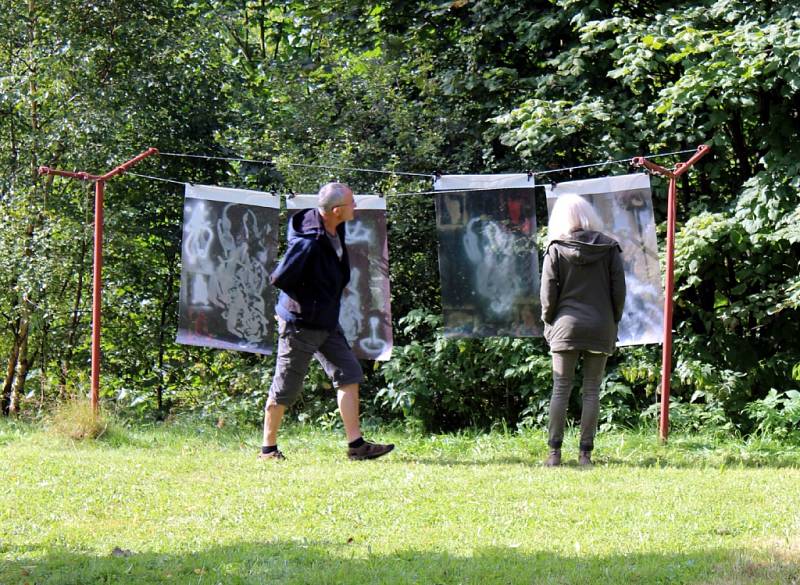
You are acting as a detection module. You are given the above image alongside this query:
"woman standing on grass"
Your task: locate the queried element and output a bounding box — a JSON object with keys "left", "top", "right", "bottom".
{"left": 540, "top": 194, "right": 626, "bottom": 467}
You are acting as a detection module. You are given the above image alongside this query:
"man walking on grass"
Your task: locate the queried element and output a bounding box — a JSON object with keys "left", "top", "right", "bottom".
{"left": 259, "top": 182, "right": 395, "bottom": 461}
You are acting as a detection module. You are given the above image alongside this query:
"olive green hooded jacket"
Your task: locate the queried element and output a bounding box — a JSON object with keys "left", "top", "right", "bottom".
{"left": 540, "top": 229, "right": 627, "bottom": 355}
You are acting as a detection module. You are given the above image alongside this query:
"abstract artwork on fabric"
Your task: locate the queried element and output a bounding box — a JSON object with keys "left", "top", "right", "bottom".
{"left": 177, "top": 184, "right": 279, "bottom": 355}
{"left": 287, "top": 195, "right": 393, "bottom": 360}
{"left": 544, "top": 174, "right": 664, "bottom": 346}
{"left": 433, "top": 175, "right": 542, "bottom": 338}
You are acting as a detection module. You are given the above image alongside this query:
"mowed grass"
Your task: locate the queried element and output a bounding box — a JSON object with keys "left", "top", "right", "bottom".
{"left": 1, "top": 419, "right": 799, "bottom": 584}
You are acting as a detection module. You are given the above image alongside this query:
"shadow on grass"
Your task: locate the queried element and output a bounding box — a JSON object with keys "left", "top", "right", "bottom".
{"left": 600, "top": 455, "right": 800, "bottom": 469}
{"left": 403, "top": 455, "right": 536, "bottom": 467}
{"left": 403, "top": 452, "right": 800, "bottom": 469}
{"left": 1, "top": 541, "right": 797, "bottom": 585}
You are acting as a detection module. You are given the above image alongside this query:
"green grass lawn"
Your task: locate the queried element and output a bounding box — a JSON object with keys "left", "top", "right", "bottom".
{"left": 1, "top": 419, "right": 799, "bottom": 584}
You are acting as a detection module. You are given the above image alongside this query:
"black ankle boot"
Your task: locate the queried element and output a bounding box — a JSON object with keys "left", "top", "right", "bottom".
{"left": 545, "top": 449, "right": 561, "bottom": 467}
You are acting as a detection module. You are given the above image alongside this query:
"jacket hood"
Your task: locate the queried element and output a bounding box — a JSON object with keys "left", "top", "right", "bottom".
{"left": 548, "top": 229, "right": 620, "bottom": 265}
{"left": 288, "top": 208, "right": 326, "bottom": 241}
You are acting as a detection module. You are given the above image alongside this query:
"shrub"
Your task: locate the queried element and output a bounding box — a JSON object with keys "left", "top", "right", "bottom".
{"left": 377, "top": 310, "right": 552, "bottom": 431}
{"left": 745, "top": 389, "right": 800, "bottom": 440}
{"left": 640, "top": 397, "right": 734, "bottom": 436}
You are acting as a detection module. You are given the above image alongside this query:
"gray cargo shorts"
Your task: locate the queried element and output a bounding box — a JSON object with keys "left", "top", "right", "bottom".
{"left": 267, "top": 317, "right": 364, "bottom": 408}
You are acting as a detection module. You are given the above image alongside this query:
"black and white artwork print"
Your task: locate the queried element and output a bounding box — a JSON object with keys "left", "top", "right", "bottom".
{"left": 177, "top": 184, "right": 279, "bottom": 355}
{"left": 434, "top": 187, "right": 542, "bottom": 338}
{"left": 287, "top": 195, "right": 394, "bottom": 360}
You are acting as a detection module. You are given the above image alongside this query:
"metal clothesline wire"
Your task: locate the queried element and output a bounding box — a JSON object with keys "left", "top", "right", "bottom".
{"left": 529, "top": 148, "right": 698, "bottom": 177}
{"left": 125, "top": 171, "right": 427, "bottom": 195}
{"left": 121, "top": 171, "right": 508, "bottom": 196}
{"left": 127, "top": 171, "right": 185, "bottom": 186}
{"left": 127, "top": 147, "right": 701, "bottom": 193}
{"left": 158, "top": 147, "right": 698, "bottom": 179}
{"left": 123, "top": 172, "right": 513, "bottom": 196}
{"left": 157, "top": 151, "right": 434, "bottom": 178}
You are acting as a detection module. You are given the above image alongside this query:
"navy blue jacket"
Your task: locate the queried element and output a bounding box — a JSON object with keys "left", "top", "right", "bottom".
{"left": 270, "top": 208, "right": 350, "bottom": 330}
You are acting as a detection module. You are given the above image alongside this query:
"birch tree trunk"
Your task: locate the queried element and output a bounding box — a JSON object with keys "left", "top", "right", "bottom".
{"left": 8, "top": 316, "right": 30, "bottom": 415}
{"left": 2, "top": 333, "right": 20, "bottom": 415}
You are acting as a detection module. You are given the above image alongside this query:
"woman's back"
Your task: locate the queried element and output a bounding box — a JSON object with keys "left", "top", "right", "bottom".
{"left": 540, "top": 228, "right": 626, "bottom": 355}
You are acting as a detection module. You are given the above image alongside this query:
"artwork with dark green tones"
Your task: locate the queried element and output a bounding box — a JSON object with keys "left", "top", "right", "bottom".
{"left": 434, "top": 185, "right": 542, "bottom": 338}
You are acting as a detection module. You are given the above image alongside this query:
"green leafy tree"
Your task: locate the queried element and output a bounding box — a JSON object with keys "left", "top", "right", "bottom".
{"left": 493, "top": 0, "right": 800, "bottom": 428}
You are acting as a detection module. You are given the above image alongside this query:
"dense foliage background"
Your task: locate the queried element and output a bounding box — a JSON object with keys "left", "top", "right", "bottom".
{"left": 1, "top": 0, "right": 798, "bottom": 437}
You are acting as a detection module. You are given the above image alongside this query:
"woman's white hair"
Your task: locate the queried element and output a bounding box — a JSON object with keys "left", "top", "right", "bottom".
{"left": 547, "top": 193, "right": 602, "bottom": 242}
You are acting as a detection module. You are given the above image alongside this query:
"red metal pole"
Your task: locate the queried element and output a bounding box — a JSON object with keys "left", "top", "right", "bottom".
{"left": 100, "top": 147, "right": 159, "bottom": 181}
{"left": 38, "top": 148, "right": 159, "bottom": 414}
{"left": 632, "top": 144, "right": 710, "bottom": 442}
{"left": 660, "top": 175, "right": 678, "bottom": 441}
{"left": 36, "top": 168, "right": 100, "bottom": 181}
{"left": 90, "top": 180, "right": 105, "bottom": 412}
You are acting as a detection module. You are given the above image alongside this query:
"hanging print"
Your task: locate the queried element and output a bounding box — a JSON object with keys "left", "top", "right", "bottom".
{"left": 545, "top": 174, "right": 664, "bottom": 346}
{"left": 435, "top": 173, "right": 536, "bottom": 191}
{"left": 177, "top": 184, "right": 279, "bottom": 355}
{"left": 434, "top": 174, "right": 542, "bottom": 338}
{"left": 287, "top": 195, "right": 394, "bottom": 360}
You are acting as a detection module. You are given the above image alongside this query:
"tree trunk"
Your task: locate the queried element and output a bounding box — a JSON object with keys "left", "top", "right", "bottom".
{"left": 726, "top": 109, "right": 752, "bottom": 183}
{"left": 2, "top": 332, "right": 20, "bottom": 415}
{"left": 9, "top": 318, "right": 30, "bottom": 415}
{"left": 258, "top": 0, "right": 266, "bottom": 59}
{"left": 5, "top": 0, "right": 39, "bottom": 414}
{"left": 59, "top": 208, "right": 89, "bottom": 397}
{"left": 156, "top": 254, "right": 178, "bottom": 414}
{"left": 38, "top": 322, "right": 48, "bottom": 411}
{"left": 156, "top": 302, "right": 167, "bottom": 414}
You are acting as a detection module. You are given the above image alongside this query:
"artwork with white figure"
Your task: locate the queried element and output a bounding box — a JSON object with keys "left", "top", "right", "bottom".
{"left": 433, "top": 185, "right": 542, "bottom": 338}
{"left": 177, "top": 184, "right": 279, "bottom": 355}
{"left": 287, "top": 195, "right": 393, "bottom": 360}
{"left": 544, "top": 174, "right": 664, "bottom": 346}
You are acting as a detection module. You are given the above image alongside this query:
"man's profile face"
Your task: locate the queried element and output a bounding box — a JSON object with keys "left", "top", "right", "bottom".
{"left": 334, "top": 190, "right": 357, "bottom": 222}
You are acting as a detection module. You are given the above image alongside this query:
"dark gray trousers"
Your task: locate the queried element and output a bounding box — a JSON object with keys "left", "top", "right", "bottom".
{"left": 547, "top": 350, "right": 608, "bottom": 452}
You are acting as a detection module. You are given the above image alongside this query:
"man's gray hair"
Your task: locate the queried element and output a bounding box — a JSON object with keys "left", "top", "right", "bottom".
{"left": 318, "top": 182, "right": 352, "bottom": 212}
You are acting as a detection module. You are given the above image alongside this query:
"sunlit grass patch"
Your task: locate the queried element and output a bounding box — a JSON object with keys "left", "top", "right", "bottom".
{"left": 1, "top": 420, "right": 799, "bottom": 584}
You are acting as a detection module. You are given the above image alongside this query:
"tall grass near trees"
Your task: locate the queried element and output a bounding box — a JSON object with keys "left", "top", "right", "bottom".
{"left": 46, "top": 399, "right": 108, "bottom": 440}
{"left": 1, "top": 420, "right": 799, "bottom": 584}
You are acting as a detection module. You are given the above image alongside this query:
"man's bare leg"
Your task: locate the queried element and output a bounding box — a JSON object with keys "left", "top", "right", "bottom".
{"left": 339, "top": 383, "right": 394, "bottom": 460}
{"left": 263, "top": 398, "right": 287, "bottom": 447}
{"left": 337, "top": 383, "right": 361, "bottom": 442}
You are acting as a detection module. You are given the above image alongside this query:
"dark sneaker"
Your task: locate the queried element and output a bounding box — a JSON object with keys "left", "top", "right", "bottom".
{"left": 578, "top": 450, "right": 593, "bottom": 467}
{"left": 348, "top": 440, "right": 395, "bottom": 461}
{"left": 258, "top": 449, "right": 286, "bottom": 461}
